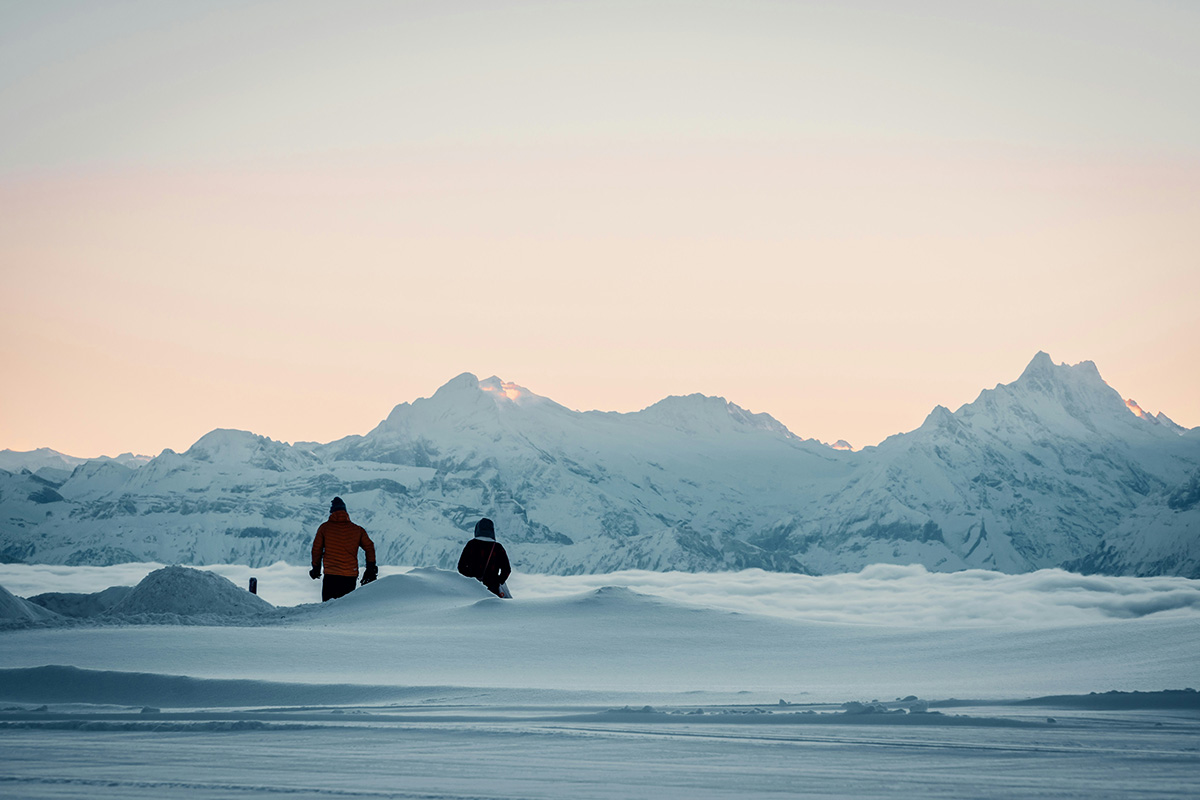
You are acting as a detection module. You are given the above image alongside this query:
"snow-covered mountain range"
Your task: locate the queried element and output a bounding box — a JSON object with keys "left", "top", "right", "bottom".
{"left": 1, "top": 353, "right": 1196, "bottom": 576}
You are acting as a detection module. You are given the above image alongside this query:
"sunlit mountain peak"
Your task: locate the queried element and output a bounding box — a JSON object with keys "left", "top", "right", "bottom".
{"left": 1125, "top": 398, "right": 1152, "bottom": 420}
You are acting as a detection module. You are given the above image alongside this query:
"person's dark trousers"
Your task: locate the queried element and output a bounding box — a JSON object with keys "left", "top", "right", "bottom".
{"left": 322, "top": 575, "right": 358, "bottom": 602}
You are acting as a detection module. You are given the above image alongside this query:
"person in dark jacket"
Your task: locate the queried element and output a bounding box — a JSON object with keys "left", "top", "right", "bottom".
{"left": 457, "top": 518, "right": 510, "bottom": 597}
{"left": 310, "top": 496, "right": 377, "bottom": 602}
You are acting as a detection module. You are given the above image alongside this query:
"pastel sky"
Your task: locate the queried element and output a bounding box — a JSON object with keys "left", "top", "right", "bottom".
{"left": 2, "top": 0, "right": 1198, "bottom": 457}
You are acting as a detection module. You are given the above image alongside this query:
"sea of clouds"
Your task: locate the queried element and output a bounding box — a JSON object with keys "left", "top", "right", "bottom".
{"left": 2, "top": 562, "right": 1198, "bottom": 627}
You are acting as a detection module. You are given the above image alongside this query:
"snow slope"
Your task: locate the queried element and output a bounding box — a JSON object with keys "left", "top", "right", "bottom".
{"left": 800, "top": 353, "right": 1200, "bottom": 575}
{"left": 4, "top": 565, "right": 1199, "bottom": 697}
{"left": 0, "top": 582, "right": 58, "bottom": 624}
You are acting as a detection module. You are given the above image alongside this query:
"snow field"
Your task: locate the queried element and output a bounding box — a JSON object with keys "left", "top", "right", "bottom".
{"left": 2, "top": 565, "right": 1199, "bottom": 698}
{"left": 2, "top": 719, "right": 1198, "bottom": 800}
{"left": 2, "top": 564, "right": 1198, "bottom": 798}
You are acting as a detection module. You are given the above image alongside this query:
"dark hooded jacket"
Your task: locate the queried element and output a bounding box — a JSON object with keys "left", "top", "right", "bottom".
{"left": 457, "top": 518, "right": 510, "bottom": 596}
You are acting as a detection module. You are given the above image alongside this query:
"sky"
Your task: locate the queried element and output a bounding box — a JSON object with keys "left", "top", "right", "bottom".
{"left": 2, "top": 0, "right": 1198, "bottom": 457}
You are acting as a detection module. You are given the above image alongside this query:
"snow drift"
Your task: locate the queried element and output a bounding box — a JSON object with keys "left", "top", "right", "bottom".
{"left": 26, "top": 586, "right": 132, "bottom": 618}
{"left": 0, "top": 582, "right": 58, "bottom": 624}
{"left": 106, "top": 566, "right": 274, "bottom": 618}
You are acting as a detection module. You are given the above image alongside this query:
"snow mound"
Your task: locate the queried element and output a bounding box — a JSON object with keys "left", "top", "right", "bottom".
{"left": 0, "top": 582, "right": 59, "bottom": 623}
{"left": 28, "top": 586, "right": 133, "bottom": 618}
{"left": 562, "top": 585, "right": 668, "bottom": 610}
{"left": 304, "top": 567, "right": 494, "bottom": 619}
{"left": 108, "top": 566, "right": 274, "bottom": 617}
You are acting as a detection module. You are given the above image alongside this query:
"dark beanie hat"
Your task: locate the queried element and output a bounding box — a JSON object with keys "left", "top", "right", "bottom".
{"left": 330, "top": 496, "right": 347, "bottom": 513}
{"left": 474, "top": 518, "right": 495, "bottom": 539}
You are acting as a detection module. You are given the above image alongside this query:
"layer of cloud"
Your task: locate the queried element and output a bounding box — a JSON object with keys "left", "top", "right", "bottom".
{"left": 518, "top": 565, "right": 1200, "bottom": 627}
{"left": 3, "top": 562, "right": 1198, "bottom": 628}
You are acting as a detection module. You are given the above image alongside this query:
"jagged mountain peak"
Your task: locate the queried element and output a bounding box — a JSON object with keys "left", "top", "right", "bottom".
{"left": 954, "top": 352, "right": 1135, "bottom": 436}
{"left": 642, "top": 392, "right": 732, "bottom": 412}
{"left": 186, "top": 428, "right": 274, "bottom": 456}
{"left": 1126, "top": 398, "right": 1152, "bottom": 419}
{"left": 183, "top": 429, "right": 316, "bottom": 472}
{"left": 1015, "top": 351, "right": 1107, "bottom": 392}
{"left": 98, "top": 452, "right": 152, "bottom": 468}
{"left": 0, "top": 447, "right": 87, "bottom": 474}
{"left": 1017, "top": 349, "right": 1056, "bottom": 378}
{"left": 1155, "top": 411, "right": 1190, "bottom": 434}
{"left": 431, "top": 371, "right": 484, "bottom": 398}
{"left": 425, "top": 372, "right": 546, "bottom": 405}
{"left": 920, "top": 404, "right": 958, "bottom": 429}
{"left": 70, "top": 459, "right": 134, "bottom": 479}
{"left": 0, "top": 448, "right": 151, "bottom": 475}
{"left": 634, "top": 393, "right": 797, "bottom": 438}
{"left": 477, "top": 376, "right": 558, "bottom": 408}
{"left": 1124, "top": 401, "right": 1191, "bottom": 435}
{"left": 375, "top": 373, "right": 569, "bottom": 436}
{"left": 374, "top": 374, "right": 487, "bottom": 432}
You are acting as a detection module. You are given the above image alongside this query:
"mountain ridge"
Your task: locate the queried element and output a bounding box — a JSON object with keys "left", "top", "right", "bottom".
{"left": 1, "top": 353, "right": 1196, "bottom": 577}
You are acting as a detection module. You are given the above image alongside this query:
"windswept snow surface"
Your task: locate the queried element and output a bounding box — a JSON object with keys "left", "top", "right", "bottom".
{"left": 2, "top": 565, "right": 1198, "bottom": 798}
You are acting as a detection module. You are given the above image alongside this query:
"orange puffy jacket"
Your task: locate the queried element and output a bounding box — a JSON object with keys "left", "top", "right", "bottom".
{"left": 311, "top": 510, "right": 376, "bottom": 577}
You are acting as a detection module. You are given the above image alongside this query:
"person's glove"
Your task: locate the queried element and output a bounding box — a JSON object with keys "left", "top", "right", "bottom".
{"left": 309, "top": 565, "right": 321, "bottom": 580}
{"left": 361, "top": 563, "right": 378, "bottom": 585}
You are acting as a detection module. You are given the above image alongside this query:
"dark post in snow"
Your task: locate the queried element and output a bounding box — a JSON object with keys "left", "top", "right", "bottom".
{"left": 249, "top": 577, "right": 258, "bottom": 595}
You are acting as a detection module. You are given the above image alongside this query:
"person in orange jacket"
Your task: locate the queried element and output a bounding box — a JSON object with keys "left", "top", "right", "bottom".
{"left": 310, "top": 496, "right": 377, "bottom": 602}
